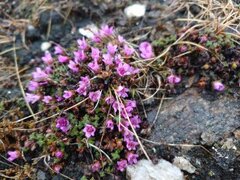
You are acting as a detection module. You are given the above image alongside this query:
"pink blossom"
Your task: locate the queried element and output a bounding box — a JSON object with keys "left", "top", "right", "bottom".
{"left": 68, "top": 60, "right": 79, "bottom": 72}
{"left": 139, "top": 42, "right": 154, "bottom": 59}
{"left": 7, "top": 150, "right": 20, "bottom": 161}
{"left": 121, "top": 110, "right": 132, "bottom": 119}
{"left": 123, "top": 44, "right": 134, "bottom": 56}
{"left": 76, "top": 85, "right": 87, "bottom": 96}
{"left": 44, "top": 66, "right": 53, "bottom": 74}
{"left": 107, "top": 43, "right": 117, "bottom": 55}
{"left": 116, "top": 63, "right": 131, "bottom": 77}
{"left": 74, "top": 50, "right": 86, "bottom": 62}
{"left": 63, "top": 90, "right": 73, "bottom": 99}
{"left": 103, "top": 53, "right": 113, "bottom": 65}
{"left": 58, "top": 55, "right": 69, "bottom": 63}
{"left": 55, "top": 150, "right": 64, "bottom": 159}
{"left": 32, "top": 68, "right": 48, "bottom": 81}
{"left": 42, "top": 96, "right": 52, "bottom": 104}
{"left": 91, "top": 161, "right": 101, "bottom": 172}
{"left": 114, "top": 54, "right": 123, "bottom": 65}
{"left": 83, "top": 124, "right": 96, "bottom": 138}
{"left": 77, "top": 38, "right": 88, "bottom": 50}
{"left": 167, "top": 74, "right": 181, "bottom": 84}
{"left": 213, "top": 81, "right": 225, "bottom": 91}
{"left": 25, "top": 93, "right": 40, "bottom": 104}
{"left": 127, "top": 153, "right": 138, "bottom": 165}
{"left": 125, "top": 100, "right": 136, "bottom": 112}
{"left": 56, "top": 117, "right": 71, "bottom": 133}
{"left": 89, "top": 90, "right": 101, "bottom": 102}
{"left": 117, "top": 121, "right": 130, "bottom": 132}
{"left": 123, "top": 131, "right": 134, "bottom": 142}
{"left": 100, "top": 25, "right": 114, "bottom": 37}
{"left": 117, "top": 160, "right": 127, "bottom": 172}
{"left": 42, "top": 51, "right": 53, "bottom": 65}
{"left": 88, "top": 60, "right": 100, "bottom": 73}
{"left": 53, "top": 164, "right": 62, "bottom": 173}
{"left": 56, "top": 95, "right": 63, "bottom": 102}
{"left": 27, "top": 81, "right": 39, "bottom": 92}
{"left": 179, "top": 45, "right": 188, "bottom": 53}
{"left": 91, "top": 47, "right": 100, "bottom": 61}
{"left": 126, "top": 140, "right": 138, "bottom": 150}
{"left": 106, "top": 119, "right": 114, "bottom": 130}
{"left": 130, "top": 115, "right": 142, "bottom": 129}
{"left": 54, "top": 45, "right": 64, "bottom": 55}
{"left": 80, "top": 76, "right": 91, "bottom": 87}
{"left": 112, "top": 101, "right": 124, "bottom": 113}
{"left": 200, "top": 35, "right": 208, "bottom": 43}
{"left": 92, "top": 33, "right": 101, "bottom": 43}
{"left": 105, "top": 96, "right": 114, "bottom": 105}
{"left": 117, "top": 86, "right": 129, "bottom": 98}
{"left": 118, "top": 35, "right": 125, "bottom": 43}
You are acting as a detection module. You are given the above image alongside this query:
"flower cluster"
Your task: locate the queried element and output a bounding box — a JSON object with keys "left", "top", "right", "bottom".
{"left": 23, "top": 25, "right": 154, "bottom": 177}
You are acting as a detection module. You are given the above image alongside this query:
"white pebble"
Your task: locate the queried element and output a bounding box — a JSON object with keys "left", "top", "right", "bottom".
{"left": 41, "top": 42, "right": 51, "bottom": 51}
{"left": 124, "top": 4, "right": 146, "bottom": 18}
{"left": 78, "top": 24, "right": 98, "bottom": 38}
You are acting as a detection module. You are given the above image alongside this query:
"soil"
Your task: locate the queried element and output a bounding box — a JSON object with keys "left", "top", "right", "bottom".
{"left": 0, "top": 0, "right": 239, "bottom": 180}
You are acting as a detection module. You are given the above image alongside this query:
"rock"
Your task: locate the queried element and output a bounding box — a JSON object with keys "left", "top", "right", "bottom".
{"left": 41, "top": 42, "right": 51, "bottom": 51}
{"left": 126, "top": 159, "right": 184, "bottom": 180}
{"left": 78, "top": 23, "right": 98, "bottom": 38}
{"left": 201, "top": 132, "right": 217, "bottom": 146}
{"left": 26, "top": 24, "right": 41, "bottom": 40}
{"left": 173, "top": 156, "right": 196, "bottom": 174}
{"left": 148, "top": 88, "right": 240, "bottom": 144}
{"left": 37, "top": 170, "right": 46, "bottom": 180}
{"left": 124, "top": 4, "right": 146, "bottom": 18}
{"left": 222, "top": 138, "right": 237, "bottom": 150}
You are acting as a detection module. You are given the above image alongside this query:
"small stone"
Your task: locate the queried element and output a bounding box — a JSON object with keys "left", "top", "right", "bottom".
{"left": 78, "top": 24, "right": 98, "bottom": 38}
{"left": 233, "top": 129, "right": 240, "bottom": 140}
{"left": 173, "top": 156, "right": 196, "bottom": 174}
{"left": 41, "top": 42, "right": 51, "bottom": 51}
{"left": 201, "top": 132, "right": 217, "bottom": 146}
{"left": 126, "top": 159, "right": 184, "bottom": 180}
{"left": 222, "top": 138, "right": 237, "bottom": 150}
{"left": 37, "top": 170, "right": 46, "bottom": 180}
{"left": 124, "top": 4, "right": 146, "bottom": 18}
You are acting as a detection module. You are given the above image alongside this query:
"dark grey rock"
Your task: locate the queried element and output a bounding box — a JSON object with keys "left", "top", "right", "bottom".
{"left": 148, "top": 88, "right": 240, "bottom": 144}
{"left": 37, "top": 170, "right": 46, "bottom": 180}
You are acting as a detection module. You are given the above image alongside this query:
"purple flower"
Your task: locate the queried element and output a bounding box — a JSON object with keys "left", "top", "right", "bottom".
{"left": 103, "top": 53, "right": 113, "bottom": 65}
{"left": 179, "top": 45, "right": 188, "bottom": 53}
{"left": 54, "top": 45, "right": 64, "bottom": 55}
{"left": 32, "top": 68, "right": 49, "bottom": 82}
{"left": 80, "top": 76, "right": 91, "bottom": 87}
{"left": 63, "top": 90, "right": 73, "bottom": 99}
{"left": 7, "top": 150, "right": 20, "bottom": 161}
{"left": 139, "top": 42, "right": 154, "bottom": 59}
{"left": 58, "top": 55, "right": 69, "bottom": 63}
{"left": 92, "top": 33, "right": 102, "bottom": 43}
{"left": 74, "top": 50, "right": 86, "bottom": 62}
{"left": 200, "top": 35, "right": 208, "bottom": 43}
{"left": 126, "top": 140, "right": 138, "bottom": 151}
{"left": 127, "top": 153, "right": 138, "bottom": 165}
{"left": 118, "top": 35, "right": 125, "bottom": 44}
{"left": 106, "top": 119, "right": 114, "bottom": 130}
{"left": 89, "top": 90, "right": 101, "bottom": 102}
{"left": 56, "top": 117, "right": 71, "bottom": 133}
{"left": 42, "top": 51, "right": 53, "bottom": 65}
{"left": 112, "top": 101, "right": 124, "bottom": 113}
{"left": 130, "top": 115, "right": 142, "bottom": 129}
{"left": 42, "top": 96, "right": 52, "bottom": 104}
{"left": 83, "top": 124, "right": 96, "bottom": 138}
{"left": 123, "top": 44, "right": 134, "bottom": 56}
{"left": 117, "top": 160, "right": 127, "bottom": 172}
{"left": 27, "top": 81, "right": 39, "bottom": 92}
{"left": 116, "top": 63, "right": 131, "bottom": 77}
{"left": 213, "top": 81, "right": 225, "bottom": 91}
{"left": 100, "top": 25, "right": 114, "bottom": 37}
{"left": 107, "top": 43, "right": 117, "bottom": 55}
{"left": 54, "top": 164, "right": 62, "bottom": 173}
{"left": 88, "top": 60, "right": 100, "bottom": 73}
{"left": 91, "top": 47, "right": 100, "bottom": 61}
{"left": 25, "top": 93, "right": 40, "bottom": 104}
{"left": 125, "top": 100, "right": 136, "bottom": 112}
{"left": 117, "top": 86, "right": 129, "bottom": 98}
{"left": 55, "top": 150, "right": 63, "bottom": 159}
{"left": 105, "top": 96, "right": 114, "bottom": 105}
{"left": 44, "top": 66, "right": 53, "bottom": 74}
{"left": 92, "top": 161, "right": 101, "bottom": 172}
{"left": 77, "top": 38, "right": 88, "bottom": 50}
{"left": 76, "top": 85, "right": 87, "bottom": 96}
{"left": 123, "top": 131, "right": 134, "bottom": 142}
{"left": 114, "top": 54, "right": 123, "bottom": 65}
{"left": 68, "top": 60, "right": 79, "bottom": 72}
{"left": 167, "top": 74, "right": 181, "bottom": 84}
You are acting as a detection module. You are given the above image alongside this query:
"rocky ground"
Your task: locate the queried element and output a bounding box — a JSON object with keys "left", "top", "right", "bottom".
{"left": 0, "top": 0, "right": 239, "bottom": 180}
